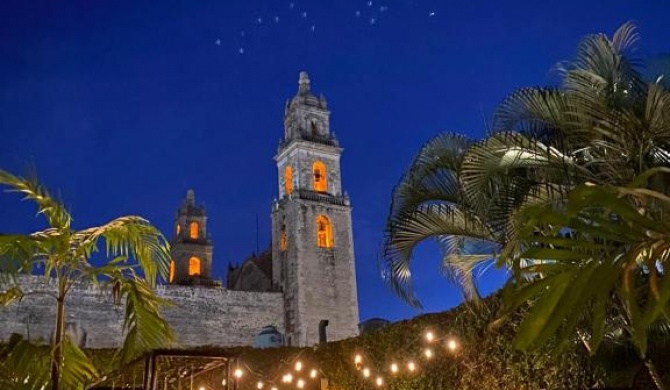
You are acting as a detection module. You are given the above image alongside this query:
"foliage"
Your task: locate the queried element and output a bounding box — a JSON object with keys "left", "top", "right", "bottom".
{"left": 381, "top": 22, "right": 670, "bottom": 308}
{"left": 498, "top": 169, "right": 670, "bottom": 388}
{"left": 0, "top": 168, "right": 174, "bottom": 389}
{"left": 150, "top": 294, "right": 599, "bottom": 390}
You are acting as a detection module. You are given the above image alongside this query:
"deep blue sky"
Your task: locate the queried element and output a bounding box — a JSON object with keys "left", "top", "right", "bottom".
{"left": 1, "top": 0, "right": 669, "bottom": 322}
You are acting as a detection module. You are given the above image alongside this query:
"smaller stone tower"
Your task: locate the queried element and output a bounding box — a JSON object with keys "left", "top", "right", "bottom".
{"left": 170, "top": 190, "right": 215, "bottom": 285}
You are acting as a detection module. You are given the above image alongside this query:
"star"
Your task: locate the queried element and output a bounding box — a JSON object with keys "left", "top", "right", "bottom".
{"left": 301, "top": 11, "right": 307, "bottom": 18}
{"left": 429, "top": 11, "right": 436, "bottom": 17}
{"left": 355, "top": 10, "right": 361, "bottom": 17}
{"left": 215, "top": 38, "right": 221, "bottom": 46}
{"left": 369, "top": 17, "right": 376, "bottom": 25}
{"left": 367, "top": 1, "right": 373, "bottom": 6}
{"left": 238, "top": 47, "right": 245, "bottom": 55}
{"left": 310, "top": 24, "right": 316, "bottom": 32}
{"left": 289, "top": 2, "right": 294, "bottom": 8}
{"left": 274, "top": 15, "right": 280, "bottom": 23}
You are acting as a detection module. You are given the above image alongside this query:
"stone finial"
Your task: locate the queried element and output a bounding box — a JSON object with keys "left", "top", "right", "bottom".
{"left": 186, "top": 189, "right": 195, "bottom": 205}
{"left": 298, "top": 71, "right": 310, "bottom": 93}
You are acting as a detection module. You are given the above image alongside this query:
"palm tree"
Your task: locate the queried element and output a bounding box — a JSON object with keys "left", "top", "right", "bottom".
{"left": 0, "top": 169, "right": 175, "bottom": 390}
{"left": 382, "top": 22, "right": 670, "bottom": 306}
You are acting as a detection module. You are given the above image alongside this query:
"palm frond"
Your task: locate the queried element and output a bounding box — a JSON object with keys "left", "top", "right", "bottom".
{"left": 73, "top": 216, "right": 171, "bottom": 285}
{"left": 0, "top": 170, "right": 71, "bottom": 230}
{"left": 117, "top": 277, "right": 175, "bottom": 365}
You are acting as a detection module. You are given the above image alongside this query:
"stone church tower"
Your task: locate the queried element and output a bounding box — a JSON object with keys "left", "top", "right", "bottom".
{"left": 271, "top": 72, "right": 359, "bottom": 346}
{"left": 170, "top": 190, "right": 215, "bottom": 285}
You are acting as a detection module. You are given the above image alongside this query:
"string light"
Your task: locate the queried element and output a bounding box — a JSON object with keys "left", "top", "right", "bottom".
{"left": 297, "top": 379, "right": 305, "bottom": 388}
{"left": 376, "top": 376, "right": 384, "bottom": 386}
{"left": 295, "top": 361, "right": 303, "bottom": 371}
{"left": 234, "top": 368, "right": 244, "bottom": 379}
{"left": 256, "top": 381, "right": 264, "bottom": 389}
{"left": 271, "top": 387, "right": 278, "bottom": 390}
{"left": 424, "top": 348, "right": 433, "bottom": 359}
{"left": 425, "top": 330, "right": 435, "bottom": 342}
{"left": 199, "top": 386, "right": 205, "bottom": 390}
{"left": 363, "top": 368, "right": 371, "bottom": 378}
{"left": 221, "top": 379, "right": 227, "bottom": 386}
{"left": 447, "top": 338, "right": 459, "bottom": 352}
{"left": 310, "top": 369, "right": 318, "bottom": 378}
{"left": 407, "top": 361, "right": 416, "bottom": 372}
{"left": 390, "top": 363, "right": 399, "bottom": 374}
{"left": 282, "top": 373, "right": 293, "bottom": 383}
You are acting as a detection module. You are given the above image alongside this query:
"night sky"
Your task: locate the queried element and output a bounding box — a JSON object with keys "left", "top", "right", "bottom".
{"left": 1, "top": 0, "right": 669, "bottom": 323}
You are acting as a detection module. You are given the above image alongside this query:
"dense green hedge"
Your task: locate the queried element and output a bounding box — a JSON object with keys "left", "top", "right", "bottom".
{"left": 225, "top": 294, "right": 599, "bottom": 390}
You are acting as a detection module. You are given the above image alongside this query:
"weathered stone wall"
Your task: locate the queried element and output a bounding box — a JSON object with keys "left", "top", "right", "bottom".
{"left": 0, "top": 276, "right": 284, "bottom": 348}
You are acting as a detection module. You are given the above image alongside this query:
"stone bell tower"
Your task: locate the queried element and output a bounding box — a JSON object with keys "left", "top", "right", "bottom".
{"left": 170, "top": 190, "right": 214, "bottom": 285}
{"left": 271, "top": 72, "right": 359, "bottom": 346}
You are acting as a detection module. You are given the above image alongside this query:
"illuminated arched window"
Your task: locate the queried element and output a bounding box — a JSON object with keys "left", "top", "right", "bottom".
{"left": 176, "top": 224, "right": 181, "bottom": 236}
{"left": 280, "top": 225, "right": 288, "bottom": 252}
{"left": 285, "top": 166, "right": 293, "bottom": 195}
{"left": 316, "top": 215, "right": 333, "bottom": 248}
{"left": 188, "top": 257, "right": 201, "bottom": 276}
{"left": 189, "top": 222, "right": 199, "bottom": 239}
{"left": 312, "top": 161, "right": 328, "bottom": 192}
{"left": 169, "top": 260, "right": 175, "bottom": 283}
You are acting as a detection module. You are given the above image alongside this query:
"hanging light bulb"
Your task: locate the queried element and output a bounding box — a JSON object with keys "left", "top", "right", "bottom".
{"left": 310, "top": 369, "right": 318, "bottom": 378}
{"left": 234, "top": 368, "right": 243, "bottom": 379}
{"left": 297, "top": 379, "right": 305, "bottom": 388}
{"left": 446, "top": 338, "right": 459, "bottom": 352}
{"left": 271, "top": 387, "right": 278, "bottom": 390}
{"left": 376, "top": 377, "right": 384, "bottom": 386}
{"left": 283, "top": 373, "right": 293, "bottom": 383}
{"left": 424, "top": 348, "right": 433, "bottom": 359}
{"left": 363, "top": 368, "right": 371, "bottom": 378}
{"left": 221, "top": 378, "right": 227, "bottom": 386}
{"left": 407, "top": 361, "right": 416, "bottom": 372}
{"left": 256, "top": 382, "right": 264, "bottom": 389}
{"left": 390, "top": 363, "right": 399, "bottom": 374}
{"left": 425, "top": 330, "right": 435, "bottom": 343}
{"left": 295, "top": 361, "right": 303, "bottom": 371}
{"left": 354, "top": 354, "right": 363, "bottom": 370}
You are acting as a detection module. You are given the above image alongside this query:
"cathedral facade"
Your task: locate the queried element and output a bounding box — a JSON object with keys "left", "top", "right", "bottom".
{"left": 0, "top": 73, "right": 360, "bottom": 348}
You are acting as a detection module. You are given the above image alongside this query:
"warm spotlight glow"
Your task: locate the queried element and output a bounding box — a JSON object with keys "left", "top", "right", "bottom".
{"left": 447, "top": 338, "right": 459, "bottom": 352}
{"left": 363, "top": 368, "right": 371, "bottom": 378}
{"left": 234, "top": 368, "right": 243, "bottom": 379}
{"left": 425, "top": 331, "right": 435, "bottom": 342}
{"left": 295, "top": 361, "right": 303, "bottom": 371}
{"left": 390, "top": 363, "right": 398, "bottom": 374}
{"left": 297, "top": 379, "right": 305, "bottom": 388}
{"left": 257, "top": 382, "right": 264, "bottom": 389}
{"left": 376, "top": 377, "right": 384, "bottom": 386}
{"left": 407, "top": 361, "right": 416, "bottom": 372}
{"left": 424, "top": 348, "right": 433, "bottom": 359}
{"left": 310, "top": 369, "right": 318, "bottom": 378}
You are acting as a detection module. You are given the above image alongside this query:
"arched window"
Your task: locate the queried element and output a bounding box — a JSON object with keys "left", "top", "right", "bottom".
{"left": 169, "top": 260, "right": 175, "bottom": 283}
{"left": 285, "top": 165, "right": 293, "bottom": 195}
{"left": 189, "top": 222, "right": 199, "bottom": 239}
{"left": 312, "top": 161, "right": 328, "bottom": 192}
{"left": 316, "top": 215, "right": 333, "bottom": 248}
{"left": 188, "top": 257, "right": 201, "bottom": 276}
{"left": 280, "top": 225, "right": 288, "bottom": 252}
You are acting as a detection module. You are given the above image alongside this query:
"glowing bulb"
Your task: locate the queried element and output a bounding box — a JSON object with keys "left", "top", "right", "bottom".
{"left": 390, "top": 363, "right": 398, "bottom": 374}
{"left": 424, "top": 348, "right": 433, "bottom": 359}
{"left": 295, "top": 361, "right": 303, "bottom": 371}
{"left": 354, "top": 354, "right": 363, "bottom": 364}
{"left": 234, "top": 368, "right": 243, "bottom": 378}
{"left": 376, "top": 377, "right": 384, "bottom": 386}
{"left": 221, "top": 379, "right": 227, "bottom": 386}
{"left": 407, "top": 361, "right": 416, "bottom": 372}
{"left": 257, "top": 382, "right": 264, "bottom": 389}
{"left": 199, "top": 387, "right": 205, "bottom": 390}
{"left": 363, "top": 368, "right": 371, "bottom": 378}
{"left": 297, "top": 379, "right": 305, "bottom": 388}
{"left": 425, "top": 331, "right": 435, "bottom": 342}
{"left": 447, "top": 338, "right": 459, "bottom": 352}
{"left": 283, "top": 373, "right": 293, "bottom": 383}
{"left": 310, "top": 369, "right": 318, "bottom": 378}
{"left": 271, "top": 387, "right": 278, "bottom": 390}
